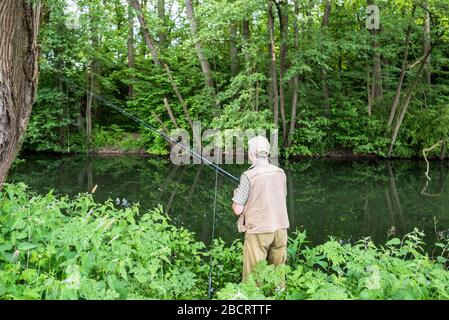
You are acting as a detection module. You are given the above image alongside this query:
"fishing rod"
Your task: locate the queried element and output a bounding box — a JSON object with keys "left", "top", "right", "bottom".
{"left": 63, "top": 77, "right": 239, "bottom": 299}
{"left": 63, "top": 79, "right": 240, "bottom": 185}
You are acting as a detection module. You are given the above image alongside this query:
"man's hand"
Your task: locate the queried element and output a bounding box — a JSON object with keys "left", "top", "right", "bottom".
{"left": 232, "top": 202, "right": 244, "bottom": 216}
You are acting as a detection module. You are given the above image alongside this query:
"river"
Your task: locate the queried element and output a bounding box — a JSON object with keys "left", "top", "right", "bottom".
{"left": 8, "top": 153, "right": 449, "bottom": 248}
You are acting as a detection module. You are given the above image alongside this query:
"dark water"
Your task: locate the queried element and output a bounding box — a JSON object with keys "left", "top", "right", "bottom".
{"left": 8, "top": 154, "right": 449, "bottom": 248}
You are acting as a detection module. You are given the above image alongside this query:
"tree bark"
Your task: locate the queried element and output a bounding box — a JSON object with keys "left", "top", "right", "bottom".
{"left": 86, "top": 6, "right": 100, "bottom": 146}
{"left": 157, "top": 0, "right": 167, "bottom": 48}
{"left": 287, "top": 0, "right": 300, "bottom": 148}
{"left": 367, "top": 1, "right": 383, "bottom": 101}
{"left": 163, "top": 98, "right": 178, "bottom": 128}
{"left": 268, "top": 0, "right": 279, "bottom": 130}
{"left": 366, "top": 61, "right": 372, "bottom": 116}
{"left": 423, "top": 2, "right": 431, "bottom": 85}
{"left": 127, "top": 0, "right": 135, "bottom": 97}
{"left": 132, "top": 0, "right": 193, "bottom": 131}
{"left": 275, "top": 0, "right": 288, "bottom": 145}
{"left": 230, "top": 23, "right": 239, "bottom": 76}
{"left": 242, "top": 20, "right": 250, "bottom": 42}
{"left": 242, "top": 19, "right": 251, "bottom": 63}
{"left": 388, "top": 14, "right": 413, "bottom": 127}
{"left": 320, "top": 0, "right": 331, "bottom": 112}
{"left": 152, "top": 111, "right": 169, "bottom": 135}
{"left": 131, "top": 0, "right": 160, "bottom": 66}
{"left": 184, "top": 0, "right": 214, "bottom": 90}
{"left": 86, "top": 71, "right": 93, "bottom": 145}
{"left": 164, "top": 64, "right": 193, "bottom": 130}
{"left": 371, "top": 35, "right": 383, "bottom": 100}
{"left": 388, "top": 48, "right": 432, "bottom": 157}
{"left": 0, "top": 0, "right": 41, "bottom": 189}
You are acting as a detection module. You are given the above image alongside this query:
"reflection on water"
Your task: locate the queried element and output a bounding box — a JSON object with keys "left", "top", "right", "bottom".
{"left": 8, "top": 153, "right": 449, "bottom": 247}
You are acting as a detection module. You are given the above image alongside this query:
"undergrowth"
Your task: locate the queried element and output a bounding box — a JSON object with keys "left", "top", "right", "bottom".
{"left": 1, "top": 183, "right": 449, "bottom": 300}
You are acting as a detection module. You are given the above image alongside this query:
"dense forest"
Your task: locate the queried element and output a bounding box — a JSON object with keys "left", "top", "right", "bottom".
{"left": 25, "top": 0, "right": 449, "bottom": 158}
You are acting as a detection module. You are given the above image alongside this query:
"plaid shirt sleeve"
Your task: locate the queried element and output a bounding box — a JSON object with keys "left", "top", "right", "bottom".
{"left": 232, "top": 174, "right": 250, "bottom": 206}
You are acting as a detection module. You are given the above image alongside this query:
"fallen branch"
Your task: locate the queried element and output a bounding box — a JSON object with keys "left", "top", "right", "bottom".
{"left": 164, "top": 98, "right": 179, "bottom": 129}
{"left": 164, "top": 64, "right": 193, "bottom": 130}
{"left": 423, "top": 140, "right": 446, "bottom": 181}
{"left": 421, "top": 139, "right": 449, "bottom": 197}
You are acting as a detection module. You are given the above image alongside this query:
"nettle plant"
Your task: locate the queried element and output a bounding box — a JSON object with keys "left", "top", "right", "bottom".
{"left": 1, "top": 183, "right": 449, "bottom": 300}
{"left": 215, "top": 230, "right": 449, "bottom": 300}
{"left": 0, "top": 183, "right": 210, "bottom": 299}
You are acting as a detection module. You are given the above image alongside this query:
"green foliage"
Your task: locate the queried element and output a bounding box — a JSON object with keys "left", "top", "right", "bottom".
{"left": 211, "top": 105, "right": 273, "bottom": 132}
{"left": 24, "top": 88, "right": 83, "bottom": 153}
{"left": 91, "top": 125, "right": 146, "bottom": 153}
{"left": 0, "top": 183, "right": 208, "bottom": 299}
{"left": 331, "top": 105, "right": 391, "bottom": 157}
{"left": 208, "top": 239, "right": 243, "bottom": 289}
{"left": 216, "top": 229, "right": 449, "bottom": 300}
{"left": 2, "top": 183, "right": 449, "bottom": 300}
{"left": 27, "top": 0, "right": 449, "bottom": 159}
{"left": 285, "top": 110, "right": 330, "bottom": 157}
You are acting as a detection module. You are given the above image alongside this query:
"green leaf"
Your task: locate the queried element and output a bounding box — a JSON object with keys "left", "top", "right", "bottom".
{"left": 0, "top": 243, "right": 13, "bottom": 252}
{"left": 22, "top": 287, "right": 41, "bottom": 300}
{"left": 386, "top": 238, "right": 401, "bottom": 246}
{"left": 437, "top": 256, "right": 447, "bottom": 264}
{"left": 17, "top": 242, "right": 38, "bottom": 251}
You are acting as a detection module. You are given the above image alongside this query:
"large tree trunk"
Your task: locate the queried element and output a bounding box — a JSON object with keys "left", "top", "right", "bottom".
{"left": 268, "top": 0, "right": 279, "bottom": 130}
{"left": 184, "top": 0, "right": 214, "bottom": 90}
{"left": 0, "top": 0, "right": 41, "bottom": 189}
{"left": 127, "top": 0, "right": 135, "bottom": 97}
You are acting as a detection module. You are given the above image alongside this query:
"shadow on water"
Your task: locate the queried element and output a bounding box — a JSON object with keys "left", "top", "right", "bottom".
{"left": 7, "top": 153, "right": 449, "bottom": 248}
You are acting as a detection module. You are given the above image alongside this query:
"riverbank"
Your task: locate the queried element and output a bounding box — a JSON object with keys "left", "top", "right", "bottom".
{"left": 21, "top": 124, "right": 449, "bottom": 160}
{"left": 19, "top": 148, "right": 449, "bottom": 162}
{"left": 1, "top": 183, "right": 449, "bottom": 300}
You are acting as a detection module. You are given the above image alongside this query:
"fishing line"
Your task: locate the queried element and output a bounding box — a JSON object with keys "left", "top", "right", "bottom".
{"left": 207, "top": 153, "right": 219, "bottom": 299}
{"left": 62, "top": 77, "right": 239, "bottom": 299}
{"left": 62, "top": 78, "right": 239, "bottom": 185}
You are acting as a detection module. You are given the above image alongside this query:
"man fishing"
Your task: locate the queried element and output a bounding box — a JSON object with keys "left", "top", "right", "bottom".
{"left": 232, "top": 135, "right": 290, "bottom": 282}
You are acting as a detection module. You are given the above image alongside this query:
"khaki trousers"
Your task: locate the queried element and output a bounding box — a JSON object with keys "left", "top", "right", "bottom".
{"left": 242, "top": 228, "right": 288, "bottom": 282}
